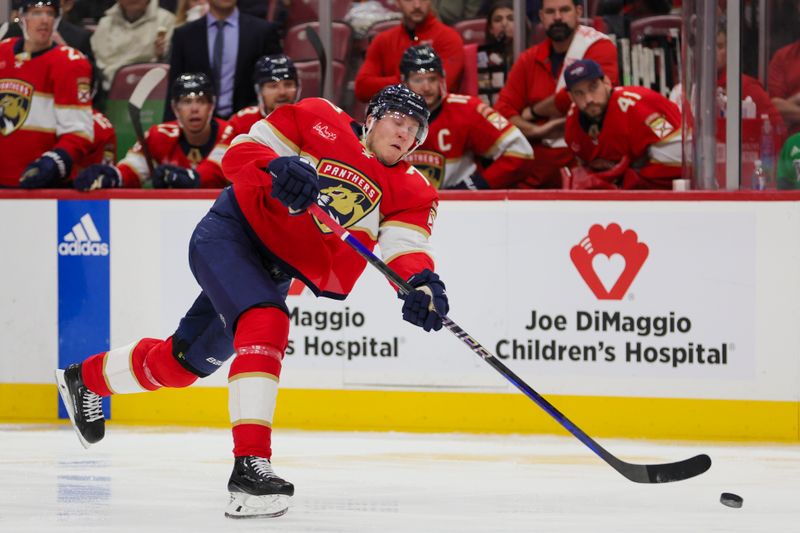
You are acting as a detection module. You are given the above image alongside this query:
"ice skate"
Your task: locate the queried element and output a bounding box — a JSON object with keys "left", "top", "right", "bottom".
{"left": 55, "top": 364, "right": 105, "bottom": 449}
{"left": 225, "top": 456, "right": 294, "bottom": 519}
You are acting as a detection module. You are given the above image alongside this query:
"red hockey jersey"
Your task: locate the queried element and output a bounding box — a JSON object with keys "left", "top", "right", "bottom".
{"left": 222, "top": 98, "right": 439, "bottom": 299}
{"left": 117, "top": 118, "right": 227, "bottom": 187}
{"left": 404, "top": 93, "right": 534, "bottom": 189}
{"left": 196, "top": 105, "right": 263, "bottom": 187}
{"left": 0, "top": 38, "right": 93, "bottom": 186}
{"left": 73, "top": 110, "right": 117, "bottom": 175}
{"left": 564, "top": 86, "right": 682, "bottom": 189}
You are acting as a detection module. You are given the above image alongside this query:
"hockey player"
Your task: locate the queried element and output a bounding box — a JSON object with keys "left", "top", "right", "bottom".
{"left": 71, "top": 109, "right": 117, "bottom": 178}
{"left": 73, "top": 72, "right": 227, "bottom": 190}
{"left": 562, "top": 59, "right": 682, "bottom": 189}
{"left": 196, "top": 54, "right": 299, "bottom": 187}
{"left": 56, "top": 84, "right": 449, "bottom": 519}
{"left": 0, "top": 0, "right": 94, "bottom": 188}
{"left": 399, "top": 44, "right": 534, "bottom": 189}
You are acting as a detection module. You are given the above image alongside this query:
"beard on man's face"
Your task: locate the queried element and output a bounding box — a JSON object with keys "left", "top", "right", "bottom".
{"left": 546, "top": 21, "right": 574, "bottom": 42}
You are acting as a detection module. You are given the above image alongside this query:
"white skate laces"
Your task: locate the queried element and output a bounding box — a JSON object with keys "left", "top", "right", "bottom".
{"left": 249, "top": 457, "right": 275, "bottom": 478}
{"left": 82, "top": 390, "right": 104, "bottom": 423}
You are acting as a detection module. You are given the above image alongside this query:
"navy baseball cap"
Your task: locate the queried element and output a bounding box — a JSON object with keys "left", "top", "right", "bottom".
{"left": 564, "top": 59, "right": 605, "bottom": 90}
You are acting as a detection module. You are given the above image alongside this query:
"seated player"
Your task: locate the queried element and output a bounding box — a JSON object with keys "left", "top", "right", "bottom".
{"left": 399, "top": 44, "right": 534, "bottom": 189}
{"left": 562, "top": 59, "right": 682, "bottom": 189}
{"left": 71, "top": 110, "right": 117, "bottom": 183}
{"left": 74, "top": 72, "right": 227, "bottom": 189}
{"left": 196, "top": 54, "right": 299, "bottom": 186}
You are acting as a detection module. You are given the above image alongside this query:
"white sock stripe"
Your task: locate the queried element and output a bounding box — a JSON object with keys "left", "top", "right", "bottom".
{"left": 228, "top": 376, "right": 279, "bottom": 424}
{"left": 104, "top": 342, "right": 147, "bottom": 394}
{"left": 236, "top": 344, "right": 284, "bottom": 361}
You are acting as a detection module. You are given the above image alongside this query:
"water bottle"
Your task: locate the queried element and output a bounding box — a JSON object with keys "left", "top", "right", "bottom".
{"left": 751, "top": 159, "right": 767, "bottom": 191}
{"left": 759, "top": 114, "right": 775, "bottom": 185}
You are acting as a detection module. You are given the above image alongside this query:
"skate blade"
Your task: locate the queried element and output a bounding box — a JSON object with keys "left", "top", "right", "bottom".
{"left": 55, "top": 369, "right": 91, "bottom": 450}
{"left": 224, "top": 492, "right": 290, "bottom": 519}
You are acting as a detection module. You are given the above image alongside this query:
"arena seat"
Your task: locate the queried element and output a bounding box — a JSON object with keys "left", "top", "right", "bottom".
{"left": 295, "top": 60, "right": 348, "bottom": 104}
{"left": 285, "top": 0, "right": 352, "bottom": 27}
{"left": 629, "top": 15, "right": 681, "bottom": 43}
{"left": 458, "top": 43, "right": 479, "bottom": 96}
{"left": 284, "top": 21, "right": 353, "bottom": 63}
{"left": 454, "top": 18, "right": 486, "bottom": 46}
{"left": 104, "top": 63, "right": 169, "bottom": 160}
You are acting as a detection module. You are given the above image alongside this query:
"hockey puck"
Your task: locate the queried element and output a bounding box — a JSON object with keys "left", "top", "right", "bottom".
{"left": 720, "top": 492, "right": 743, "bottom": 508}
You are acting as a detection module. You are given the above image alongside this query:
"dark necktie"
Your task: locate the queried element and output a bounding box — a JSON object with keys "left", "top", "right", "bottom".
{"left": 212, "top": 19, "right": 225, "bottom": 94}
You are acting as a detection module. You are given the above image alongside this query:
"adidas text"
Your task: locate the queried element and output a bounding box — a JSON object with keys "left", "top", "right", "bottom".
{"left": 58, "top": 241, "right": 109, "bottom": 256}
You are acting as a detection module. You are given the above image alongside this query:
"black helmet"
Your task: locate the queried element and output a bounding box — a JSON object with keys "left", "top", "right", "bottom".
{"left": 400, "top": 44, "right": 444, "bottom": 79}
{"left": 18, "top": 0, "right": 59, "bottom": 15}
{"left": 253, "top": 54, "right": 298, "bottom": 85}
{"left": 171, "top": 72, "right": 215, "bottom": 102}
{"left": 366, "top": 84, "right": 430, "bottom": 149}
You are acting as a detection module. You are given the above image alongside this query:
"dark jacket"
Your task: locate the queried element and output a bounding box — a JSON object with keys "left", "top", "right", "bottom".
{"left": 165, "top": 12, "right": 282, "bottom": 120}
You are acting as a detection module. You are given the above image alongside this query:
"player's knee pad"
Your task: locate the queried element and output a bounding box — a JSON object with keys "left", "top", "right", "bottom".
{"left": 234, "top": 306, "right": 289, "bottom": 354}
{"left": 143, "top": 337, "right": 199, "bottom": 389}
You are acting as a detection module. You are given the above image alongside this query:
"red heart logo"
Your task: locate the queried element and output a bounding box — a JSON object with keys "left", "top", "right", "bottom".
{"left": 570, "top": 223, "right": 649, "bottom": 300}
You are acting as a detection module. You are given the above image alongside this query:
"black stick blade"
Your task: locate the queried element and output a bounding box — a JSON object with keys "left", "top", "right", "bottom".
{"left": 613, "top": 453, "right": 712, "bottom": 483}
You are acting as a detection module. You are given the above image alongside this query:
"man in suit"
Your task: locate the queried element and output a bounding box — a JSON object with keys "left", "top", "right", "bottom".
{"left": 166, "top": 0, "right": 282, "bottom": 120}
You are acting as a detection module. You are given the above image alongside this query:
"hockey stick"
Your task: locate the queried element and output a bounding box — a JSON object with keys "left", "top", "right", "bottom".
{"left": 304, "top": 25, "right": 327, "bottom": 98}
{"left": 128, "top": 67, "right": 167, "bottom": 179}
{"left": 0, "top": 22, "right": 8, "bottom": 41}
{"left": 308, "top": 202, "right": 712, "bottom": 484}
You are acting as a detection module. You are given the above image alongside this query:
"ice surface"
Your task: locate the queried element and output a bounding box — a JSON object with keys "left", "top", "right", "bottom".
{"left": 1, "top": 424, "right": 798, "bottom": 532}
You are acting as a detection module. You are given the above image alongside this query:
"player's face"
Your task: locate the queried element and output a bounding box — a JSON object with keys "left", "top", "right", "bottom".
{"left": 489, "top": 7, "right": 514, "bottom": 41}
{"left": 259, "top": 79, "right": 298, "bottom": 114}
{"left": 174, "top": 95, "right": 214, "bottom": 134}
{"left": 569, "top": 77, "right": 612, "bottom": 119}
{"left": 405, "top": 72, "right": 443, "bottom": 109}
{"left": 716, "top": 32, "right": 727, "bottom": 72}
{"left": 367, "top": 111, "right": 421, "bottom": 166}
{"left": 397, "top": 0, "right": 431, "bottom": 25}
{"left": 540, "top": 0, "right": 581, "bottom": 43}
{"left": 22, "top": 6, "right": 57, "bottom": 48}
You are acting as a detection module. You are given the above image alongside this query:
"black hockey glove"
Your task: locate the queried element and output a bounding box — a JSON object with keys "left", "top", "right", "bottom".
{"left": 446, "top": 172, "right": 490, "bottom": 190}
{"left": 74, "top": 164, "right": 122, "bottom": 191}
{"left": 152, "top": 164, "right": 201, "bottom": 188}
{"left": 399, "top": 269, "right": 449, "bottom": 332}
{"left": 268, "top": 155, "right": 320, "bottom": 214}
{"left": 20, "top": 149, "right": 72, "bottom": 188}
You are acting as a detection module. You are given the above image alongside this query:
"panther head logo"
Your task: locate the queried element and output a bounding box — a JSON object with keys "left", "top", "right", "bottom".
{"left": 0, "top": 79, "right": 33, "bottom": 136}
{"left": 314, "top": 159, "right": 381, "bottom": 231}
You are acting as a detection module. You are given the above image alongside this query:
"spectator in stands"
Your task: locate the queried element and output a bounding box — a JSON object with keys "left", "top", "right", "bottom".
{"left": 197, "top": 54, "right": 299, "bottom": 187}
{"left": 562, "top": 60, "right": 682, "bottom": 189}
{"left": 400, "top": 44, "right": 534, "bottom": 189}
{"left": 768, "top": 18, "right": 800, "bottom": 135}
{"left": 777, "top": 132, "right": 800, "bottom": 189}
{"left": 91, "top": 0, "right": 175, "bottom": 93}
{"left": 494, "top": 0, "right": 618, "bottom": 188}
{"left": 432, "top": 0, "right": 482, "bottom": 26}
{"left": 174, "top": 0, "right": 208, "bottom": 26}
{"left": 74, "top": 73, "right": 228, "bottom": 189}
{"left": 477, "top": 0, "right": 516, "bottom": 105}
{"left": 354, "top": 0, "right": 465, "bottom": 103}
{"left": 166, "top": 0, "right": 282, "bottom": 120}
{"left": 716, "top": 22, "right": 783, "bottom": 129}
{"left": 0, "top": 0, "right": 94, "bottom": 188}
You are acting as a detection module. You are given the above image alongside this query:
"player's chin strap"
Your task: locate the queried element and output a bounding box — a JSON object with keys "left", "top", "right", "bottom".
{"left": 306, "top": 201, "right": 712, "bottom": 485}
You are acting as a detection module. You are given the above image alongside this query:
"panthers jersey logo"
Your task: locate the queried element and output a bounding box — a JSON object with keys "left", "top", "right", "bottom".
{"left": 315, "top": 159, "right": 382, "bottom": 232}
{"left": 405, "top": 149, "right": 445, "bottom": 189}
{"left": 0, "top": 79, "right": 33, "bottom": 136}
